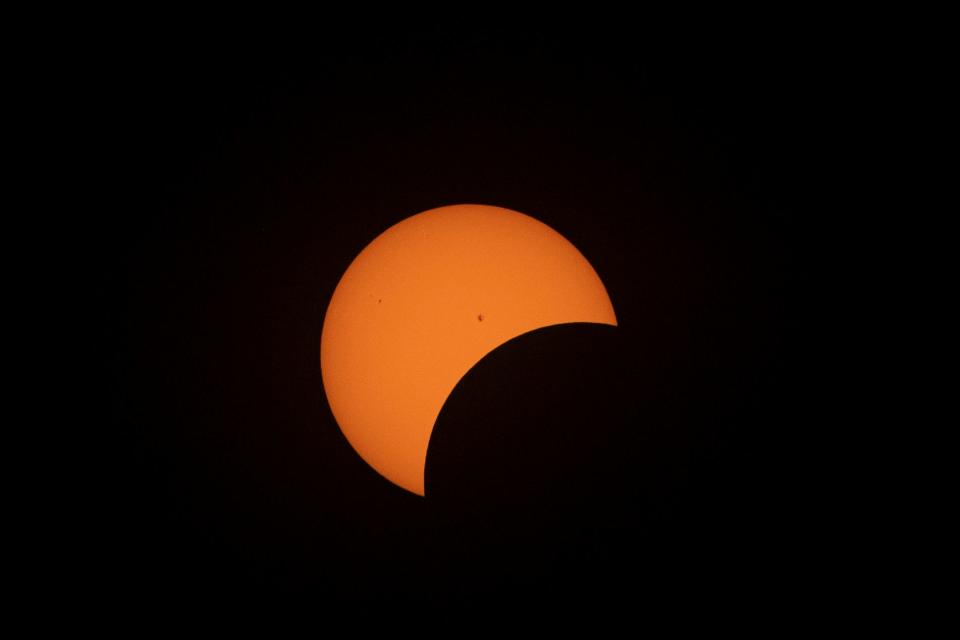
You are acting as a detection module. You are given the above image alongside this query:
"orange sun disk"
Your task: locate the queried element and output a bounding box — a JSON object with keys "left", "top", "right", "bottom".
{"left": 320, "top": 204, "right": 617, "bottom": 495}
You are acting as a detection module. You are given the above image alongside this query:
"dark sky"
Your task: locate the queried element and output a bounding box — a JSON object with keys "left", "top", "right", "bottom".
{"left": 111, "top": 24, "right": 834, "bottom": 609}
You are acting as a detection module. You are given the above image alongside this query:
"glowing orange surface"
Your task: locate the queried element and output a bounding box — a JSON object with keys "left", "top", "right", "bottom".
{"left": 320, "top": 204, "right": 617, "bottom": 495}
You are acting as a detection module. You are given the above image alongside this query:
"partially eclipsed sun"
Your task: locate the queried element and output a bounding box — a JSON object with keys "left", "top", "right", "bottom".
{"left": 320, "top": 204, "right": 617, "bottom": 495}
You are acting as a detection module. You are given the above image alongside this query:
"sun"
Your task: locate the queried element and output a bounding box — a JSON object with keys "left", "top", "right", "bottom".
{"left": 320, "top": 204, "right": 616, "bottom": 495}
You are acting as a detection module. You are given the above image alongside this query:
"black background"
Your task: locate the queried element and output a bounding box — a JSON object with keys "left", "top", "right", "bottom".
{"left": 111, "top": 22, "right": 835, "bottom": 609}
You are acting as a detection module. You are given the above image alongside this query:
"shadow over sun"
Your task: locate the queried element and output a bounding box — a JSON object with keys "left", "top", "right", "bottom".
{"left": 320, "top": 204, "right": 617, "bottom": 495}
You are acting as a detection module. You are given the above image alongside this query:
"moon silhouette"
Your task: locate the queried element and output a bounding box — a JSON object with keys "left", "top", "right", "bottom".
{"left": 320, "top": 204, "right": 617, "bottom": 495}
